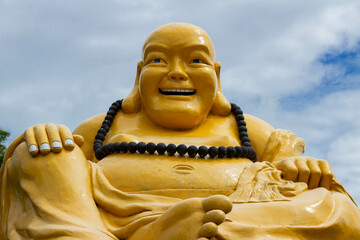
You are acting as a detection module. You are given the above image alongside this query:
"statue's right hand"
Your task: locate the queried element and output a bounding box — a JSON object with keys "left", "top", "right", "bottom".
{"left": 24, "top": 123, "right": 83, "bottom": 157}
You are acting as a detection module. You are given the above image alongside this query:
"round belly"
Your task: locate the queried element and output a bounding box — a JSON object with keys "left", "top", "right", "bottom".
{"left": 97, "top": 153, "right": 252, "bottom": 198}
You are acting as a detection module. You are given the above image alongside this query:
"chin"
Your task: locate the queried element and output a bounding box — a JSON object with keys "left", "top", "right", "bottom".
{"left": 146, "top": 108, "right": 208, "bottom": 130}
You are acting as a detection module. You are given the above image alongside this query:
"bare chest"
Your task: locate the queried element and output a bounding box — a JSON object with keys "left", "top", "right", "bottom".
{"left": 97, "top": 153, "right": 252, "bottom": 199}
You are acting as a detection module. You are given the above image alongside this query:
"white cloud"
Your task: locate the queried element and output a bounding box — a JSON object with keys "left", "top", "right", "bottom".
{"left": 327, "top": 129, "right": 360, "bottom": 204}
{"left": 221, "top": 1, "right": 360, "bottom": 100}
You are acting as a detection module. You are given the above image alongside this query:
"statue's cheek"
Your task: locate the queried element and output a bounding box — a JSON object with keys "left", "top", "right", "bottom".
{"left": 188, "top": 68, "right": 217, "bottom": 89}
{"left": 139, "top": 69, "right": 167, "bottom": 95}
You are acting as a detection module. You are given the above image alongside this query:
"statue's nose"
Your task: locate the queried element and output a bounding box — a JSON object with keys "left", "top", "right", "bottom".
{"left": 168, "top": 63, "right": 188, "bottom": 81}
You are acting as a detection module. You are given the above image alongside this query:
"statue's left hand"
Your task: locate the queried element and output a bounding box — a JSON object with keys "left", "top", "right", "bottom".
{"left": 23, "top": 123, "right": 84, "bottom": 157}
{"left": 273, "top": 157, "right": 333, "bottom": 189}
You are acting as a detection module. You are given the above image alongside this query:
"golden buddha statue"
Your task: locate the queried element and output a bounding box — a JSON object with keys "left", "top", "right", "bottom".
{"left": 1, "top": 23, "right": 359, "bottom": 240}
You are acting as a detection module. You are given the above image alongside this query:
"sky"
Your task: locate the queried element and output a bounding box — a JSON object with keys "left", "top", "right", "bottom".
{"left": 1, "top": 0, "right": 360, "bottom": 204}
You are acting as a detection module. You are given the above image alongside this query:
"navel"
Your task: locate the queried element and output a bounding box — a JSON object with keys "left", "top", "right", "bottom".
{"left": 171, "top": 164, "right": 195, "bottom": 175}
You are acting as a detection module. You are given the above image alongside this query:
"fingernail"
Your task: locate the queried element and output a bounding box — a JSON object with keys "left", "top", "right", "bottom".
{"left": 65, "top": 139, "right": 74, "bottom": 146}
{"left": 40, "top": 143, "right": 50, "bottom": 151}
{"left": 29, "top": 145, "right": 38, "bottom": 152}
{"left": 52, "top": 141, "right": 62, "bottom": 149}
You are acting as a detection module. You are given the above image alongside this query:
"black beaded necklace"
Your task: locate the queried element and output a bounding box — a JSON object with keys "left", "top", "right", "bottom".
{"left": 93, "top": 100, "right": 257, "bottom": 162}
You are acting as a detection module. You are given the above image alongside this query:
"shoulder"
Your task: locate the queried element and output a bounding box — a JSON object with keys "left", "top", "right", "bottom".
{"left": 73, "top": 113, "right": 106, "bottom": 138}
{"left": 73, "top": 113, "right": 106, "bottom": 161}
{"left": 244, "top": 114, "right": 274, "bottom": 136}
{"left": 243, "top": 114, "right": 275, "bottom": 161}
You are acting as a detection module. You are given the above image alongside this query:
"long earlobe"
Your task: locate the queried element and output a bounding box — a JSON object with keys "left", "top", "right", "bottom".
{"left": 122, "top": 61, "right": 143, "bottom": 113}
{"left": 211, "top": 62, "right": 231, "bottom": 116}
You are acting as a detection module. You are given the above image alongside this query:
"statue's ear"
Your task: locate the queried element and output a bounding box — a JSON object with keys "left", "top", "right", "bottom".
{"left": 122, "top": 61, "right": 143, "bottom": 113}
{"left": 211, "top": 62, "right": 231, "bottom": 116}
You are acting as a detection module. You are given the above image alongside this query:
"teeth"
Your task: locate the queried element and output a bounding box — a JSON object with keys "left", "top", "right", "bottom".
{"left": 159, "top": 88, "right": 196, "bottom": 96}
{"left": 161, "top": 89, "right": 195, "bottom": 93}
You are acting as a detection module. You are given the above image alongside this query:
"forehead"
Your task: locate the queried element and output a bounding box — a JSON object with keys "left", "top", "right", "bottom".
{"left": 142, "top": 25, "right": 215, "bottom": 59}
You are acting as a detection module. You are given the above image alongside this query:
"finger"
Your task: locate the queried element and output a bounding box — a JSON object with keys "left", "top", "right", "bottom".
{"left": 34, "top": 124, "right": 51, "bottom": 155}
{"left": 295, "top": 159, "right": 310, "bottom": 184}
{"left": 307, "top": 159, "right": 322, "bottom": 189}
{"left": 276, "top": 159, "right": 298, "bottom": 182}
{"left": 73, "top": 134, "right": 84, "bottom": 148}
{"left": 58, "top": 125, "right": 75, "bottom": 150}
{"left": 46, "top": 123, "right": 62, "bottom": 153}
{"left": 24, "top": 127, "right": 39, "bottom": 157}
{"left": 319, "top": 160, "right": 333, "bottom": 190}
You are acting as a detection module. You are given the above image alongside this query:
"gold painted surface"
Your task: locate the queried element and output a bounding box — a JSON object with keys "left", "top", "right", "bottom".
{"left": 98, "top": 153, "right": 251, "bottom": 196}
{"left": 1, "top": 23, "right": 359, "bottom": 239}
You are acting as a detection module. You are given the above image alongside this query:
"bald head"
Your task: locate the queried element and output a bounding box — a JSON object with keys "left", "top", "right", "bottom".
{"left": 142, "top": 23, "right": 216, "bottom": 61}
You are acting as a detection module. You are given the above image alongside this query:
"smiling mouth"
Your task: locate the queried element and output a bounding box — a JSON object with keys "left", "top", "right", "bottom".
{"left": 159, "top": 89, "right": 196, "bottom": 95}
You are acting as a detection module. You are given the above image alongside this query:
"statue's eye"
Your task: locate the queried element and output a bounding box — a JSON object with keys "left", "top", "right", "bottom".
{"left": 192, "top": 59, "right": 200, "bottom": 63}
{"left": 154, "top": 59, "right": 161, "bottom": 63}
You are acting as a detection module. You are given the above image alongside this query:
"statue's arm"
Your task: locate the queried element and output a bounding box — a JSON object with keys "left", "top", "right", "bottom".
{"left": 245, "top": 114, "right": 305, "bottom": 162}
{"left": 244, "top": 114, "right": 336, "bottom": 191}
{"left": 243, "top": 114, "right": 275, "bottom": 162}
{"left": 261, "top": 129, "right": 305, "bottom": 163}
{"left": 2, "top": 134, "right": 24, "bottom": 165}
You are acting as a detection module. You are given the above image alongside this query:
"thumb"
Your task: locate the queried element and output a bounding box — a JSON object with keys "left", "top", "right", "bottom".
{"left": 73, "top": 134, "right": 84, "bottom": 147}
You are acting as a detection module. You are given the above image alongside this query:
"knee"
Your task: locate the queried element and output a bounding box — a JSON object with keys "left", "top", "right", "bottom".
{"left": 7, "top": 142, "right": 88, "bottom": 179}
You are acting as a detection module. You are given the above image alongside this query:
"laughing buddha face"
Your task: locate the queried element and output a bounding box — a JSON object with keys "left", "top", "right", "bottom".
{"left": 138, "top": 23, "right": 223, "bottom": 129}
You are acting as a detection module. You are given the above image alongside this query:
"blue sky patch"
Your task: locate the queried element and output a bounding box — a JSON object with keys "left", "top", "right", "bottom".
{"left": 281, "top": 42, "right": 360, "bottom": 111}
